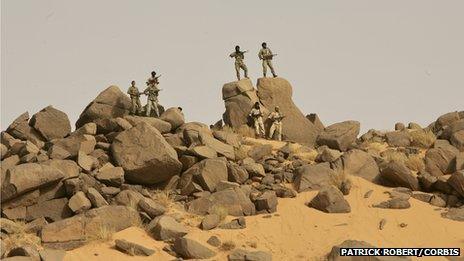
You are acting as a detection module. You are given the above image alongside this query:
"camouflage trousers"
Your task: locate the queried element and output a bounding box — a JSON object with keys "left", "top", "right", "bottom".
{"left": 262, "top": 59, "right": 276, "bottom": 77}
{"left": 146, "top": 100, "right": 160, "bottom": 117}
{"left": 235, "top": 62, "right": 248, "bottom": 80}
{"left": 253, "top": 117, "right": 265, "bottom": 137}
{"left": 269, "top": 121, "right": 282, "bottom": 141}
{"left": 130, "top": 97, "right": 142, "bottom": 114}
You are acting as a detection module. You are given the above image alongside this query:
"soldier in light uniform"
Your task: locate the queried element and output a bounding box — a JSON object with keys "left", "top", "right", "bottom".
{"left": 229, "top": 45, "right": 248, "bottom": 81}
{"left": 249, "top": 102, "right": 265, "bottom": 138}
{"left": 144, "top": 72, "right": 161, "bottom": 117}
{"left": 268, "top": 106, "right": 284, "bottom": 141}
{"left": 127, "top": 80, "right": 142, "bottom": 115}
{"left": 258, "top": 42, "right": 277, "bottom": 78}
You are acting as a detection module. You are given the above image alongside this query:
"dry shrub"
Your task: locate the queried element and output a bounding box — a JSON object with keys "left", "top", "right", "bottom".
{"left": 382, "top": 150, "right": 408, "bottom": 163}
{"left": 405, "top": 154, "right": 425, "bottom": 172}
{"left": 1, "top": 221, "right": 41, "bottom": 253}
{"left": 220, "top": 240, "right": 236, "bottom": 251}
{"left": 85, "top": 224, "right": 115, "bottom": 242}
{"left": 410, "top": 129, "right": 436, "bottom": 148}
{"left": 151, "top": 190, "right": 173, "bottom": 208}
{"left": 235, "top": 125, "right": 255, "bottom": 138}
{"left": 364, "top": 142, "right": 387, "bottom": 155}
{"left": 209, "top": 205, "right": 228, "bottom": 221}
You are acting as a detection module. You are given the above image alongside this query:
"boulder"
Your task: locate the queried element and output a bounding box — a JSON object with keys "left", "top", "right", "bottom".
{"left": 425, "top": 146, "right": 459, "bottom": 176}
{"left": 199, "top": 132, "right": 235, "bottom": 160}
{"left": 254, "top": 191, "right": 278, "bottom": 213}
{"left": 308, "top": 186, "right": 351, "bottom": 213}
{"left": 148, "top": 215, "right": 188, "bottom": 241}
{"left": 190, "top": 146, "right": 218, "bottom": 159}
{"left": 222, "top": 79, "right": 260, "bottom": 129}
{"left": 447, "top": 170, "right": 464, "bottom": 197}
{"left": 180, "top": 158, "right": 228, "bottom": 192}
{"left": 317, "top": 121, "right": 360, "bottom": 151}
{"left": 228, "top": 249, "right": 272, "bottom": 261}
{"left": 213, "top": 130, "right": 241, "bottom": 147}
{"left": 26, "top": 198, "right": 73, "bottom": 222}
{"left": 2, "top": 163, "right": 64, "bottom": 202}
{"left": 111, "top": 122, "right": 182, "bottom": 185}
{"left": 373, "top": 198, "right": 411, "bottom": 209}
{"left": 339, "top": 149, "right": 380, "bottom": 182}
{"left": 257, "top": 77, "right": 319, "bottom": 146}
{"left": 6, "top": 112, "right": 45, "bottom": 147}
{"left": 306, "top": 113, "right": 325, "bottom": 133}
{"left": 385, "top": 131, "right": 411, "bottom": 147}
{"left": 201, "top": 214, "right": 221, "bottom": 230}
{"left": 227, "top": 162, "right": 249, "bottom": 184}
{"left": 68, "top": 191, "right": 91, "bottom": 214}
{"left": 123, "top": 115, "right": 171, "bottom": 134}
{"left": 41, "top": 206, "right": 141, "bottom": 250}
{"left": 435, "top": 111, "right": 460, "bottom": 130}
{"left": 441, "top": 207, "right": 464, "bottom": 222}
{"left": 160, "top": 107, "right": 185, "bottom": 131}
{"left": 42, "top": 160, "right": 79, "bottom": 180}
{"left": 50, "top": 134, "right": 95, "bottom": 158}
{"left": 114, "top": 190, "right": 144, "bottom": 207}
{"left": 38, "top": 249, "right": 66, "bottom": 261}
{"left": 30, "top": 106, "right": 71, "bottom": 141}
{"left": 317, "top": 147, "right": 342, "bottom": 163}
{"left": 451, "top": 130, "right": 464, "bottom": 151}
{"left": 95, "top": 166, "right": 124, "bottom": 187}
{"left": 248, "top": 144, "right": 273, "bottom": 161}
{"left": 86, "top": 188, "right": 108, "bottom": 208}
{"left": 115, "top": 239, "right": 155, "bottom": 256}
{"left": 380, "top": 161, "right": 420, "bottom": 190}
{"left": 6, "top": 245, "right": 40, "bottom": 261}
{"left": 178, "top": 122, "right": 211, "bottom": 146}
{"left": 173, "top": 238, "right": 216, "bottom": 259}
{"left": 75, "top": 86, "right": 131, "bottom": 128}
{"left": 293, "top": 163, "right": 336, "bottom": 192}
{"left": 138, "top": 197, "right": 166, "bottom": 218}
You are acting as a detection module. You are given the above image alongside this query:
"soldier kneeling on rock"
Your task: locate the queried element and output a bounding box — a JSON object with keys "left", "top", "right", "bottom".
{"left": 268, "top": 106, "right": 284, "bottom": 141}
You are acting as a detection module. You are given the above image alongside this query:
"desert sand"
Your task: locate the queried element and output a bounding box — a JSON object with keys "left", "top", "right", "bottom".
{"left": 65, "top": 176, "right": 464, "bottom": 261}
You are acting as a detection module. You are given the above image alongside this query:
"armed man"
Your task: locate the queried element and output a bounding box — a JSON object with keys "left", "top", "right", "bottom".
{"left": 268, "top": 106, "right": 284, "bottom": 141}
{"left": 127, "top": 80, "right": 142, "bottom": 115}
{"left": 249, "top": 102, "right": 265, "bottom": 138}
{"left": 258, "top": 42, "right": 277, "bottom": 78}
{"left": 229, "top": 45, "right": 248, "bottom": 81}
{"left": 144, "top": 73, "right": 162, "bottom": 117}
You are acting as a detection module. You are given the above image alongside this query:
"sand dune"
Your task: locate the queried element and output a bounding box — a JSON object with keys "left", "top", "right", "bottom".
{"left": 65, "top": 176, "right": 464, "bottom": 261}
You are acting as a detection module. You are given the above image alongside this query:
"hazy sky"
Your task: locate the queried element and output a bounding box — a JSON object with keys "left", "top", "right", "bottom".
{"left": 2, "top": 0, "right": 463, "bottom": 132}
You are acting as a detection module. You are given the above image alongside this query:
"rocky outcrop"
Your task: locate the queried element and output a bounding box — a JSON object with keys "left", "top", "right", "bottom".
{"left": 317, "top": 121, "right": 360, "bottom": 151}
{"left": 111, "top": 122, "right": 182, "bottom": 185}
{"left": 257, "top": 77, "right": 319, "bottom": 146}
{"left": 76, "top": 86, "right": 132, "bottom": 128}
{"left": 222, "top": 79, "right": 261, "bottom": 129}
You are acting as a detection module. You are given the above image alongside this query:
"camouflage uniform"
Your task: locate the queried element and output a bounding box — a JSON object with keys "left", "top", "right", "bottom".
{"left": 127, "top": 85, "right": 142, "bottom": 115}
{"left": 144, "top": 83, "right": 160, "bottom": 117}
{"left": 230, "top": 51, "right": 248, "bottom": 80}
{"left": 249, "top": 107, "right": 265, "bottom": 137}
{"left": 258, "top": 47, "right": 277, "bottom": 77}
{"left": 268, "top": 111, "right": 283, "bottom": 141}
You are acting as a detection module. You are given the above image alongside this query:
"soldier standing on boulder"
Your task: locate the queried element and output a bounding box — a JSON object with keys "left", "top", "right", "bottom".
{"left": 258, "top": 42, "right": 277, "bottom": 78}
{"left": 249, "top": 102, "right": 265, "bottom": 138}
{"left": 229, "top": 45, "right": 248, "bottom": 81}
{"left": 127, "top": 80, "right": 142, "bottom": 115}
{"left": 268, "top": 106, "right": 284, "bottom": 141}
{"left": 144, "top": 74, "right": 162, "bottom": 117}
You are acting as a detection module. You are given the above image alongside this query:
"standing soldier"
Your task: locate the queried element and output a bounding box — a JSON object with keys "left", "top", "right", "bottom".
{"left": 229, "top": 45, "right": 248, "bottom": 81}
{"left": 258, "top": 42, "right": 277, "bottom": 78}
{"left": 127, "top": 80, "right": 142, "bottom": 115}
{"left": 249, "top": 102, "right": 265, "bottom": 138}
{"left": 268, "top": 106, "right": 284, "bottom": 141}
{"left": 144, "top": 75, "right": 162, "bottom": 117}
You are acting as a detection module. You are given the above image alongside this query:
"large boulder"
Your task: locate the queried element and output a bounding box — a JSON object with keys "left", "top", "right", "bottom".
{"left": 257, "top": 77, "right": 319, "bottom": 146}
{"left": 30, "top": 106, "right": 71, "bottom": 141}
{"left": 385, "top": 131, "right": 411, "bottom": 147}
{"left": 293, "top": 163, "right": 336, "bottom": 192}
{"left": 160, "top": 107, "right": 185, "bottom": 131}
{"left": 149, "top": 215, "right": 188, "bottom": 241}
{"left": 111, "top": 122, "right": 182, "bottom": 185}
{"left": 425, "top": 145, "right": 459, "bottom": 176}
{"left": 317, "top": 121, "right": 360, "bottom": 151}
{"left": 41, "top": 206, "right": 140, "bottom": 250}
{"left": 447, "top": 170, "right": 464, "bottom": 197}
{"left": 380, "top": 161, "right": 420, "bottom": 190}
{"left": 173, "top": 237, "right": 216, "bottom": 259}
{"left": 222, "top": 79, "right": 261, "bottom": 129}
{"left": 123, "top": 115, "right": 171, "bottom": 134}
{"left": 338, "top": 149, "right": 380, "bottom": 182}
{"left": 308, "top": 186, "right": 351, "bottom": 213}
{"left": 179, "top": 158, "right": 228, "bottom": 193}
{"left": 2, "top": 163, "right": 64, "bottom": 202}
{"left": 75, "top": 86, "right": 131, "bottom": 128}
{"left": 6, "top": 112, "right": 44, "bottom": 147}
{"left": 199, "top": 132, "right": 235, "bottom": 160}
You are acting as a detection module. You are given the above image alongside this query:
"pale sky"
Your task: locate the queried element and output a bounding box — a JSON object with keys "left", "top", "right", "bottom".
{"left": 2, "top": 0, "right": 463, "bottom": 132}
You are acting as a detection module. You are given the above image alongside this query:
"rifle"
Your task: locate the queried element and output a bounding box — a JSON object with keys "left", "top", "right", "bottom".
{"left": 264, "top": 53, "right": 277, "bottom": 60}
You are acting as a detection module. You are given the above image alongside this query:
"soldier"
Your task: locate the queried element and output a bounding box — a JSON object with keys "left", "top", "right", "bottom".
{"left": 268, "top": 106, "right": 284, "bottom": 141}
{"left": 144, "top": 77, "right": 161, "bottom": 117}
{"left": 249, "top": 102, "right": 265, "bottom": 138}
{"left": 127, "top": 80, "right": 142, "bottom": 115}
{"left": 229, "top": 45, "right": 248, "bottom": 80}
{"left": 258, "top": 42, "right": 277, "bottom": 78}
{"left": 146, "top": 71, "right": 161, "bottom": 86}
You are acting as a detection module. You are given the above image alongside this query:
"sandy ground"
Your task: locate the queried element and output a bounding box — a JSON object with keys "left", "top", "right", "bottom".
{"left": 65, "top": 176, "right": 464, "bottom": 261}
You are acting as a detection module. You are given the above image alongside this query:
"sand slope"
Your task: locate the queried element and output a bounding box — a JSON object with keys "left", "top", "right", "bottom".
{"left": 65, "top": 176, "right": 464, "bottom": 261}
